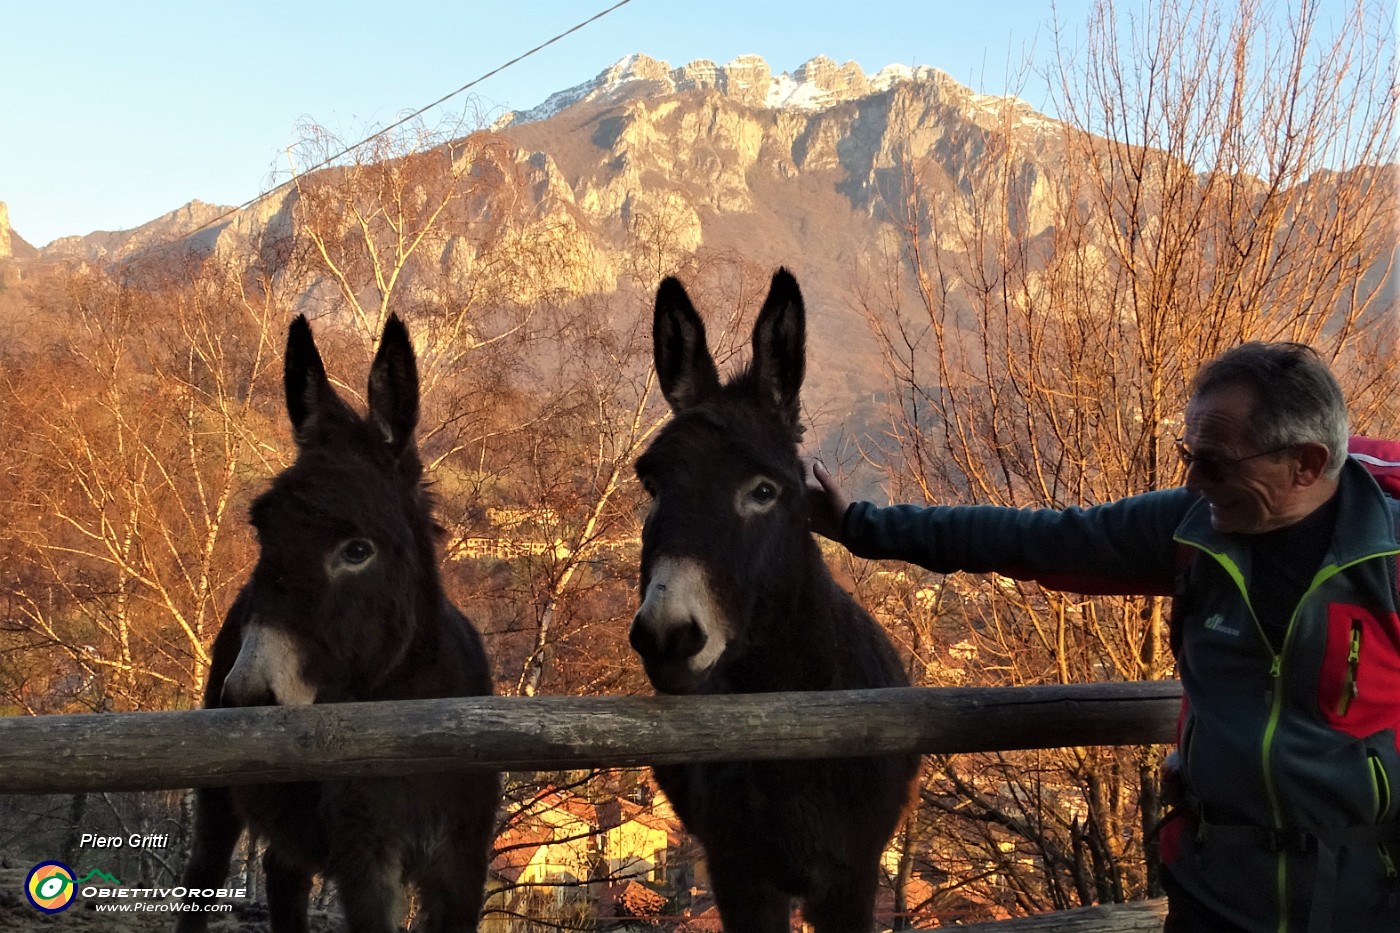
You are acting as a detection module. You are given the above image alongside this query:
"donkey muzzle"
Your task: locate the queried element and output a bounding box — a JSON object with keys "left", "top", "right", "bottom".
{"left": 631, "top": 557, "right": 728, "bottom": 694}
{"left": 222, "top": 618, "right": 317, "bottom": 707}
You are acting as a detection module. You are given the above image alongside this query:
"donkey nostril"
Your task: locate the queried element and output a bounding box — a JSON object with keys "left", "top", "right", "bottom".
{"left": 221, "top": 680, "right": 275, "bottom": 708}
{"left": 672, "top": 619, "right": 706, "bottom": 658}
{"left": 628, "top": 619, "right": 655, "bottom": 657}
{"left": 630, "top": 617, "right": 707, "bottom": 662}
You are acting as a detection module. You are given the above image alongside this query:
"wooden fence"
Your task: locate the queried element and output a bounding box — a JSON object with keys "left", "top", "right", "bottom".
{"left": 0, "top": 680, "right": 1182, "bottom": 794}
{"left": 0, "top": 681, "right": 1183, "bottom": 931}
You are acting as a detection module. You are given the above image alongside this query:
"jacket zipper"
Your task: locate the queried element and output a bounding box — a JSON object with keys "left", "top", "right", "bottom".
{"left": 1263, "top": 610, "right": 1295, "bottom": 933}
{"left": 1335, "top": 619, "right": 1362, "bottom": 716}
{"left": 1190, "top": 545, "right": 1293, "bottom": 932}
{"left": 1373, "top": 749, "right": 1394, "bottom": 821}
{"left": 1372, "top": 750, "right": 1399, "bottom": 880}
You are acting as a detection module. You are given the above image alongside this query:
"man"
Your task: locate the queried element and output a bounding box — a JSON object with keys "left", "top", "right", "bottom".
{"left": 808, "top": 342, "right": 1400, "bottom": 932}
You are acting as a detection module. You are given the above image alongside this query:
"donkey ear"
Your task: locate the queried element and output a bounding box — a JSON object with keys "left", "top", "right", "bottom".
{"left": 654, "top": 277, "right": 721, "bottom": 412}
{"left": 284, "top": 315, "right": 334, "bottom": 446}
{"left": 750, "top": 268, "right": 806, "bottom": 426}
{"left": 367, "top": 314, "right": 420, "bottom": 456}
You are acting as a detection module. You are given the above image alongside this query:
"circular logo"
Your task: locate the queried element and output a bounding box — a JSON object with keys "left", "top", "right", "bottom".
{"left": 25, "top": 861, "right": 77, "bottom": 913}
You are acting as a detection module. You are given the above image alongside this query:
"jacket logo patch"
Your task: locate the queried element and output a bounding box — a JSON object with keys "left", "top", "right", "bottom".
{"left": 1203, "top": 614, "right": 1242, "bottom": 637}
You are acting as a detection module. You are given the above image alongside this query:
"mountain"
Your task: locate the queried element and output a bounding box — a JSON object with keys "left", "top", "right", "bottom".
{"left": 17, "top": 52, "right": 1071, "bottom": 277}
{"left": 12, "top": 53, "right": 1062, "bottom": 435}
{"left": 498, "top": 53, "right": 923, "bottom": 126}
{"left": 494, "top": 53, "right": 1058, "bottom": 135}
{"left": 483, "top": 53, "right": 1073, "bottom": 420}
{"left": 7, "top": 53, "right": 1393, "bottom": 453}
{"left": 0, "top": 201, "right": 33, "bottom": 260}
{"left": 0, "top": 202, "right": 37, "bottom": 304}
{"left": 39, "top": 200, "right": 233, "bottom": 265}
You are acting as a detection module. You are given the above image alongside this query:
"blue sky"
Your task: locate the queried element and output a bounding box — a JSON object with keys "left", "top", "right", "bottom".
{"left": 2, "top": 0, "right": 1377, "bottom": 247}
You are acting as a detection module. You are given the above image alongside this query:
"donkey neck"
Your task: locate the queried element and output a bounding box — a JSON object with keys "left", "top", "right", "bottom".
{"left": 718, "top": 539, "right": 847, "bottom": 693}
{"left": 377, "top": 578, "right": 457, "bottom": 688}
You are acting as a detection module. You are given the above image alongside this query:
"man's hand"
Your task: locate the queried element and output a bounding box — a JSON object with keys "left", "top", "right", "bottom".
{"left": 806, "top": 459, "right": 851, "bottom": 542}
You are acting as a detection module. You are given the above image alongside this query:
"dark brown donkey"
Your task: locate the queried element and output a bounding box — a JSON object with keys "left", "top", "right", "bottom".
{"left": 631, "top": 270, "right": 920, "bottom": 931}
{"left": 176, "top": 315, "right": 499, "bottom": 933}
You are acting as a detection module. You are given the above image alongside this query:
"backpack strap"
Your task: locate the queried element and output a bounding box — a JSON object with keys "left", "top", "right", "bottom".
{"left": 1350, "top": 436, "right": 1400, "bottom": 605}
{"left": 1349, "top": 435, "right": 1400, "bottom": 500}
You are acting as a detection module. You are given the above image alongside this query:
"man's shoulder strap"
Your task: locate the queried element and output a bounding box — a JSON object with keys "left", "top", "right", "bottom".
{"left": 1346, "top": 437, "right": 1400, "bottom": 614}
{"left": 1349, "top": 435, "right": 1400, "bottom": 503}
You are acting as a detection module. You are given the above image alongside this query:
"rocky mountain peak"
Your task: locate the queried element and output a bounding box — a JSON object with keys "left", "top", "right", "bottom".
{"left": 41, "top": 200, "right": 231, "bottom": 264}
{"left": 600, "top": 52, "right": 673, "bottom": 87}
{"left": 494, "top": 53, "right": 951, "bottom": 129}
{"left": 792, "top": 55, "right": 868, "bottom": 97}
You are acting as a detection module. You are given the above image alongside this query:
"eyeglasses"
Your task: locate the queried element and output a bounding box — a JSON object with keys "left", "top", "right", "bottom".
{"left": 1174, "top": 438, "right": 1294, "bottom": 483}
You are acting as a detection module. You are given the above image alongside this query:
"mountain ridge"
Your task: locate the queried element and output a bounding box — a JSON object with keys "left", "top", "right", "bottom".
{"left": 4, "top": 51, "right": 1390, "bottom": 442}
{"left": 4, "top": 54, "right": 1069, "bottom": 265}
{"left": 492, "top": 52, "right": 1054, "bottom": 136}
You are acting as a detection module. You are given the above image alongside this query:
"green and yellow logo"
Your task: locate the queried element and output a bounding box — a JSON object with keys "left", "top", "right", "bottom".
{"left": 25, "top": 861, "right": 75, "bottom": 913}
{"left": 24, "top": 861, "right": 122, "bottom": 913}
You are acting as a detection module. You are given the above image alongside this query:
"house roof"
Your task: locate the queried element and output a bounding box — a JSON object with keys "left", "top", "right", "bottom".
{"left": 596, "top": 797, "right": 677, "bottom": 834}
{"left": 489, "top": 826, "right": 552, "bottom": 884}
{"left": 597, "top": 879, "right": 667, "bottom": 918}
{"left": 676, "top": 904, "right": 723, "bottom": 932}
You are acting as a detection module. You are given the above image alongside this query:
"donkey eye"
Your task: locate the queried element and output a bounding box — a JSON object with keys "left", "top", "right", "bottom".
{"left": 738, "top": 477, "right": 781, "bottom": 516}
{"left": 750, "top": 482, "right": 778, "bottom": 504}
{"left": 337, "top": 539, "right": 376, "bottom": 566}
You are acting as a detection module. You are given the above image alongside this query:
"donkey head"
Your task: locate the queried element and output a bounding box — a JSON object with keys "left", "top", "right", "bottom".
{"left": 631, "top": 269, "right": 813, "bottom": 694}
{"left": 222, "top": 314, "right": 436, "bottom": 707}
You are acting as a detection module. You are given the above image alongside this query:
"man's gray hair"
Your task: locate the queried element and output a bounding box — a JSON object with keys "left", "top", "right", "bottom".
{"left": 1190, "top": 342, "right": 1350, "bottom": 479}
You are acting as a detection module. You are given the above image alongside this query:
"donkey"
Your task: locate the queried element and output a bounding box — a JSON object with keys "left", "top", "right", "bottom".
{"left": 176, "top": 314, "right": 500, "bottom": 933}
{"left": 631, "top": 269, "right": 920, "bottom": 931}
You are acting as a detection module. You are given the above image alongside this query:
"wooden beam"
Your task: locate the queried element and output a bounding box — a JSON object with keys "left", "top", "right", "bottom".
{"left": 0, "top": 681, "right": 1182, "bottom": 794}
{"left": 937, "top": 898, "right": 1167, "bottom": 932}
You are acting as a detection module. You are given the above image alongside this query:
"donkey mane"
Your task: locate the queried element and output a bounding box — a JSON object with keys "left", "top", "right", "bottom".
{"left": 705, "top": 368, "right": 808, "bottom": 443}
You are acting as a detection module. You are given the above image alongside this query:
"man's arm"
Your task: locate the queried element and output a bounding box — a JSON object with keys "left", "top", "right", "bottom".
{"left": 811, "top": 463, "right": 1193, "bottom": 596}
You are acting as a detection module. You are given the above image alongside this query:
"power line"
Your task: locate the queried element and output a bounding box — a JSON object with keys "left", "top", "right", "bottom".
{"left": 179, "top": 0, "right": 635, "bottom": 246}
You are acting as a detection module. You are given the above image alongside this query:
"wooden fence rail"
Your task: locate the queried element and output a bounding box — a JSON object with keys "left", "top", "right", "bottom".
{"left": 0, "top": 681, "right": 1181, "bottom": 794}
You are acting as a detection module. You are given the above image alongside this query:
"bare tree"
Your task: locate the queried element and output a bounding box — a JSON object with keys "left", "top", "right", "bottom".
{"left": 2, "top": 262, "right": 282, "bottom": 712}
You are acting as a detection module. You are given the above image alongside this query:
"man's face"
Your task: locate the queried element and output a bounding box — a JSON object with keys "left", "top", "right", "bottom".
{"left": 1181, "top": 384, "right": 1301, "bottom": 534}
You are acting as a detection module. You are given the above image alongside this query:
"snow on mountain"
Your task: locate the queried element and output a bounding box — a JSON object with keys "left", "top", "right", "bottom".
{"left": 494, "top": 53, "right": 1000, "bottom": 128}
